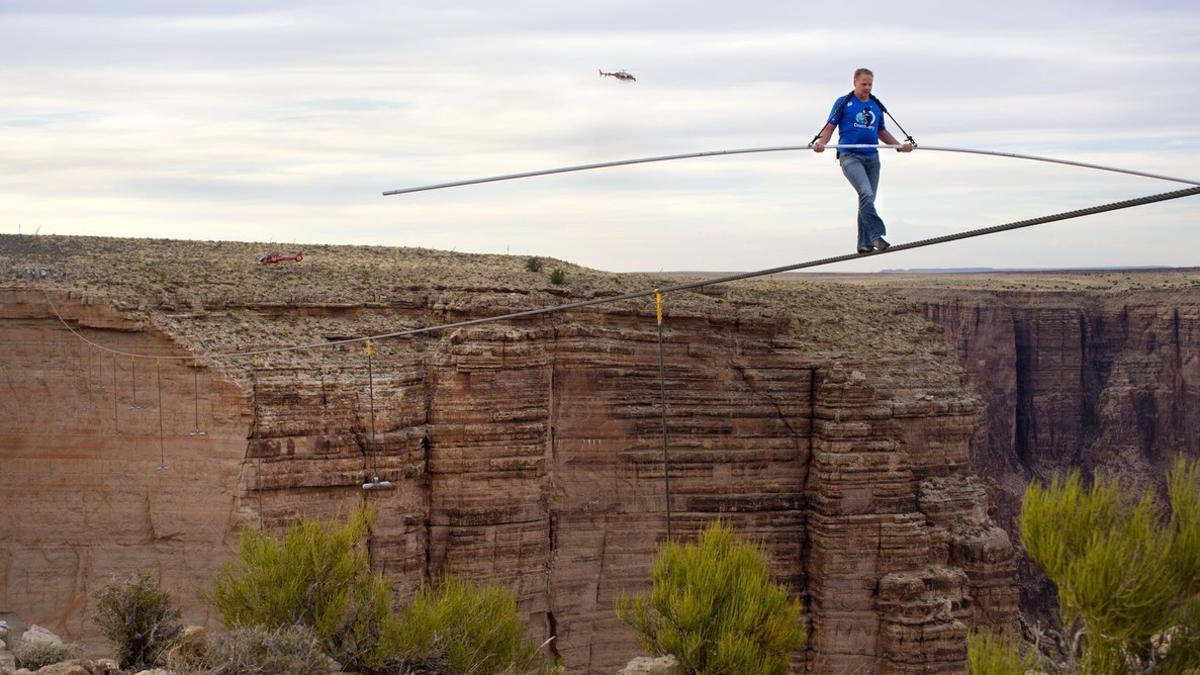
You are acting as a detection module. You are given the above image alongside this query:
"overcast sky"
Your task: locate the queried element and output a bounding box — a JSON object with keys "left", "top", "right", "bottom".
{"left": 2, "top": 1, "right": 1198, "bottom": 272}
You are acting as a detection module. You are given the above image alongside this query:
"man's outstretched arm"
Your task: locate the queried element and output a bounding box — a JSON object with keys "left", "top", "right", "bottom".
{"left": 812, "top": 123, "right": 836, "bottom": 153}
{"left": 879, "top": 129, "right": 914, "bottom": 152}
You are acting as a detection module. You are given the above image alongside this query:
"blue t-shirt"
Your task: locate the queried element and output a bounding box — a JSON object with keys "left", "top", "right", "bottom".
{"left": 827, "top": 94, "right": 886, "bottom": 156}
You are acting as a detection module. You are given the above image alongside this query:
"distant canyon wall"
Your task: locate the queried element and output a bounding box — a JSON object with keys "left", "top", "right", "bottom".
{"left": 916, "top": 288, "right": 1200, "bottom": 613}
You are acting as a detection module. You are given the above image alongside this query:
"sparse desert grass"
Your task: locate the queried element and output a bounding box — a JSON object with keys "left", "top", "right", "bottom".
{"left": 2, "top": 232, "right": 1192, "bottom": 400}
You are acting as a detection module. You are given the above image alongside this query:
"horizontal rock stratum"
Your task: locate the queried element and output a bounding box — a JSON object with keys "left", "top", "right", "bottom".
{"left": 5, "top": 235, "right": 1193, "bottom": 672}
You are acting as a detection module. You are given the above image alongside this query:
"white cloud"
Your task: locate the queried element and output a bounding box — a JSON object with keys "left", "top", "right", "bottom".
{"left": 0, "top": 1, "right": 1197, "bottom": 272}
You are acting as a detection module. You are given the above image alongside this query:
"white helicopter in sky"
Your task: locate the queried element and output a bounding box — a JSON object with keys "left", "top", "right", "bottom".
{"left": 599, "top": 69, "right": 636, "bottom": 82}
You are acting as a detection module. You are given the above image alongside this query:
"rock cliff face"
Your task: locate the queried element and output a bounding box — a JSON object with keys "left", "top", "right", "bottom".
{"left": 0, "top": 235, "right": 1029, "bottom": 673}
{"left": 0, "top": 291, "right": 249, "bottom": 640}
{"left": 912, "top": 284, "right": 1200, "bottom": 614}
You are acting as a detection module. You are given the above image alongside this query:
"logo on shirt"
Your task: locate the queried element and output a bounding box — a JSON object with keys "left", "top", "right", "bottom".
{"left": 855, "top": 109, "right": 876, "bottom": 128}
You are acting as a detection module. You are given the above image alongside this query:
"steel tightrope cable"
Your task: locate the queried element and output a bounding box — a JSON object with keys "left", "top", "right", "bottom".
{"left": 251, "top": 355, "right": 260, "bottom": 439}
{"left": 190, "top": 358, "right": 205, "bottom": 437}
{"left": 382, "top": 144, "right": 1200, "bottom": 195}
{"left": 112, "top": 354, "right": 118, "bottom": 435}
{"left": 156, "top": 359, "right": 165, "bottom": 470}
{"left": 130, "top": 357, "right": 140, "bottom": 409}
{"left": 655, "top": 289, "right": 673, "bottom": 541}
{"left": 366, "top": 338, "right": 378, "bottom": 478}
{"left": 360, "top": 338, "right": 393, "bottom": 492}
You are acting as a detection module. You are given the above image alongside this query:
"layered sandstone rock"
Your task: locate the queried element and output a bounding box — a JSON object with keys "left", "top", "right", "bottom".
{"left": 0, "top": 235, "right": 1027, "bottom": 673}
{"left": 805, "top": 366, "right": 1018, "bottom": 673}
{"left": 916, "top": 286, "right": 1200, "bottom": 476}
{"left": 0, "top": 289, "right": 249, "bottom": 645}
{"left": 912, "top": 285, "right": 1200, "bottom": 616}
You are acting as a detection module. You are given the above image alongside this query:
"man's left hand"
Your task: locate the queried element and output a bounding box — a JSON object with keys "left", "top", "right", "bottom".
{"left": 898, "top": 141, "right": 914, "bottom": 153}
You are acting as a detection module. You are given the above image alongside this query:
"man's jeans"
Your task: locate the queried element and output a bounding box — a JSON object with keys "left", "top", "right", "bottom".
{"left": 839, "top": 152, "right": 886, "bottom": 249}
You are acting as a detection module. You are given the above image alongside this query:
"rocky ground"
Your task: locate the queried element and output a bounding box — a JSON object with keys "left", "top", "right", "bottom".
{"left": 0, "top": 233, "right": 961, "bottom": 385}
{"left": 16, "top": 234, "right": 1187, "bottom": 380}
{"left": 0, "top": 619, "right": 680, "bottom": 675}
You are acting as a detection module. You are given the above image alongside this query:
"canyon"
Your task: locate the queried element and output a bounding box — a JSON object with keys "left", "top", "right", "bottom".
{"left": 907, "top": 279, "right": 1200, "bottom": 616}
{"left": 2, "top": 235, "right": 1196, "bottom": 672}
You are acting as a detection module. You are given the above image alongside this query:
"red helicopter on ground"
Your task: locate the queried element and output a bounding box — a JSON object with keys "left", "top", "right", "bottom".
{"left": 599, "top": 69, "right": 636, "bottom": 82}
{"left": 257, "top": 250, "right": 304, "bottom": 264}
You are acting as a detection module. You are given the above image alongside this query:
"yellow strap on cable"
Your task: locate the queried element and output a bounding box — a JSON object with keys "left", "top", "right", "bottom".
{"left": 253, "top": 355, "right": 260, "bottom": 368}
{"left": 655, "top": 290, "right": 663, "bottom": 326}
{"left": 366, "top": 338, "right": 374, "bottom": 357}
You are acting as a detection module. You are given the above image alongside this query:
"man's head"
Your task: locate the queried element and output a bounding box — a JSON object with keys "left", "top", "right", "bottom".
{"left": 853, "top": 68, "right": 873, "bottom": 100}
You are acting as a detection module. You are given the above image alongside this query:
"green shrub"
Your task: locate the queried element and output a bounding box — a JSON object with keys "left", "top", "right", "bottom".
{"left": 525, "top": 257, "right": 544, "bottom": 273}
{"left": 966, "top": 629, "right": 1037, "bottom": 675}
{"left": 211, "top": 506, "right": 402, "bottom": 673}
{"left": 12, "top": 639, "right": 82, "bottom": 670}
{"left": 93, "top": 571, "right": 183, "bottom": 670}
{"left": 1020, "top": 457, "right": 1200, "bottom": 672}
{"left": 548, "top": 268, "right": 566, "bottom": 285}
{"left": 616, "top": 520, "right": 804, "bottom": 675}
{"left": 394, "top": 576, "right": 557, "bottom": 674}
{"left": 209, "top": 624, "right": 338, "bottom": 675}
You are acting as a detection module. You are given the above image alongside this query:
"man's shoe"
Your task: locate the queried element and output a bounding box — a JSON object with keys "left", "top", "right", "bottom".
{"left": 872, "top": 237, "right": 890, "bottom": 251}
{"left": 857, "top": 245, "right": 873, "bottom": 254}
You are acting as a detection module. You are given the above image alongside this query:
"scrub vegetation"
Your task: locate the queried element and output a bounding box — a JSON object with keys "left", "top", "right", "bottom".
{"left": 616, "top": 520, "right": 805, "bottom": 675}
{"left": 970, "top": 457, "right": 1200, "bottom": 674}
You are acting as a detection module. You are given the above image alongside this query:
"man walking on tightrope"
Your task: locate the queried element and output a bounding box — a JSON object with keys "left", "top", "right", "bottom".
{"left": 812, "top": 68, "right": 914, "bottom": 253}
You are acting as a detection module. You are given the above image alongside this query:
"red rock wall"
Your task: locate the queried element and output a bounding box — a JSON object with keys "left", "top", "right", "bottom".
{"left": 1, "top": 289, "right": 1018, "bottom": 673}
{"left": 246, "top": 317, "right": 821, "bottom": 672}
{"left": 0, "top": 290, "right": 249, "bottom": 640}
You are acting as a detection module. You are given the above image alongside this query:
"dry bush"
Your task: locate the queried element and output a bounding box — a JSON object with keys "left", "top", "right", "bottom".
{"left": 93, "top": 571, "right": 183, "bottom": 670}
{"left": 165, "top": 626, "right": 213, "bottom": 672}
{"left": 12, "top": 639, "right": 82, "bottom": 670}
{"left": 209, "top": 624, "right": 338, "bottom": 675}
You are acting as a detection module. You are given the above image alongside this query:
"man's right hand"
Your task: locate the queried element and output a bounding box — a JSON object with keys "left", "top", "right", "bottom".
{"left": 812, "top": 141, "right": 826, "bottom": 153}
